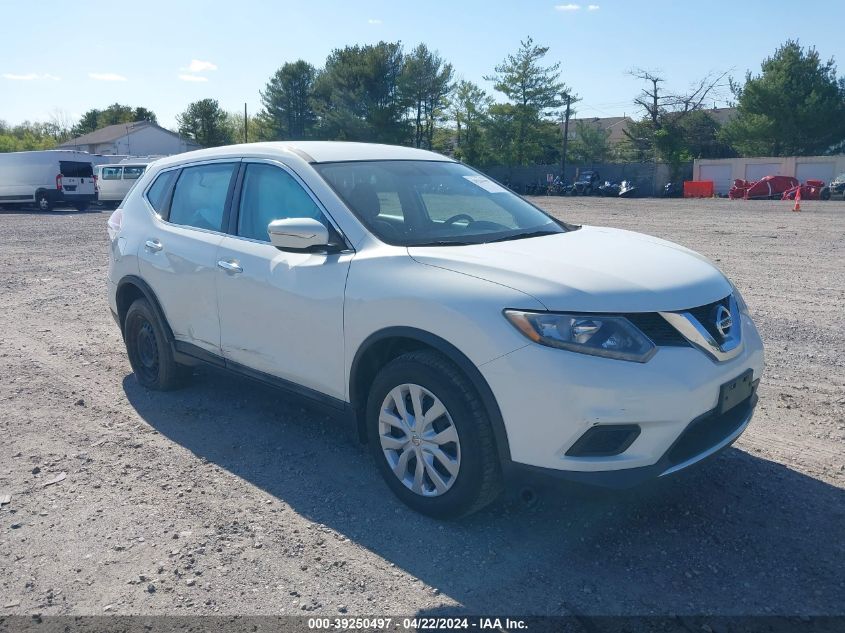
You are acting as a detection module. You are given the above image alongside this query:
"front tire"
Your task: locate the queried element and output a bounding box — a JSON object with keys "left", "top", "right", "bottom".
{"left": 124, "top": 298, "right": 186, "bottom": 390}
{"left": 366, "top": 350, "right": 502, "bottom": 518}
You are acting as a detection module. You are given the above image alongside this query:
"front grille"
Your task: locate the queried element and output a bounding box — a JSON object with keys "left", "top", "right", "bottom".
{"left": 626, "top": 312, "right": 690, "bottom": 347}
{"left": 665, "top": 387, "right": 757, "bottom": 466}
{"left": 686, "top": 295, "right": 730, "bottom": 341}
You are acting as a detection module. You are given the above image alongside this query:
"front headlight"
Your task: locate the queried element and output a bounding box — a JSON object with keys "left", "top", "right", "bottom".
{"left": 729, "top": 282, "right": 750, "bottom": 315}
{"left": 503, "top": 310, "right": 656, "bottom": 363}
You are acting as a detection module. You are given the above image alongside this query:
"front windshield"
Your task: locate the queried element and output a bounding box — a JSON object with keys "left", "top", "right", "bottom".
{"left": 313, "top": 160, "right": 568, "bottom": 246}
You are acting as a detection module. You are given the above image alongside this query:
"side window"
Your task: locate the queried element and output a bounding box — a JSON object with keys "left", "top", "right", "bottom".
{"left": 237, "top": 163, "right": 324, "bottom": 241}
{"left": 102, "top": 167, "right": 122, "bottom": 180}
{"left": 123, "top": 166, "right": 145, "bottom": 180}
{"left": 145, "top": 169, "right": 178, "bottom": 213}
{"left": 169, "top": 163, "right": 236, "bottom": 231}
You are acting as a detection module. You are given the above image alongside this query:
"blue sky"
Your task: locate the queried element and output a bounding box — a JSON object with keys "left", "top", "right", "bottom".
{"left": 1, "top": 0, "right": 842, "bottom": 129}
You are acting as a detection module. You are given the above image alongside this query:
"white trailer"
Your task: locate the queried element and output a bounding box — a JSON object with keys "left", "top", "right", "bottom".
{"left": 0, "top": 150, "right": 98, "bottom": 211}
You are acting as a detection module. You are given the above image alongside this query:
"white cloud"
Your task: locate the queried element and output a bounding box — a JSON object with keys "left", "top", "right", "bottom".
{"left": 3, "top": 72, "right": 60, "bottom": 81}
{"left": 89, "top": 72, "right": 127, "bottom": 81}
{"left": 368, "top": 18, "right": 382, "bottom": 24}
{"left": 178, "top": 74, "right": 209, "bottom": 83}
{"left": 555, "top": 3, "right": 580, "bottom": 10}
{"left": 182, "top": 59, "right": 217, "bottom": 73}
{"left": 587, "top": 4, "right": 600, "bottom": 9}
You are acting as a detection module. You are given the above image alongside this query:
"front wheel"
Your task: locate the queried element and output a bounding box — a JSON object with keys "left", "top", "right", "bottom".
{"left": 366, "top": 350, "right": 502, "bottom": 518}
{"left": 124, "top": 298, "right": 186, "bottom": 390}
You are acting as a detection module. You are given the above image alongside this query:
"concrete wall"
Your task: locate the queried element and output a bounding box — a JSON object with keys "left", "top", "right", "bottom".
{"left": 482, "top": 162, "right": 690, "bottom": 196}
{"left": 694, "top": 156, "right": 845, "bottom": 195}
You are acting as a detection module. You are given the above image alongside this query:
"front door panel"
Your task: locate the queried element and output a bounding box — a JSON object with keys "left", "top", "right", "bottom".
{"left": 216, "top": 236, "right": 352, "bottom": 400}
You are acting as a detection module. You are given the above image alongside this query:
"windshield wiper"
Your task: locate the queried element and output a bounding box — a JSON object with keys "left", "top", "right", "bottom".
{"left": 408, "top": 239, "right": 477, "bottom": 247}
{"left": 485, "top": 229, "right": 560, "bottom": 243}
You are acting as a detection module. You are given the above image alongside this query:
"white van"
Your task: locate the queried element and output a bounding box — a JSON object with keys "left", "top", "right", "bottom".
{"left": 0, "top": 150, "right": 98, "bottom": 211}
{"left": 96, "top": 162, "right": 149, "bottom": 207}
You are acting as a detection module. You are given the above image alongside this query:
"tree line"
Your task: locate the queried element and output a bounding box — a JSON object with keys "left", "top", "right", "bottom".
{"left": 2, "top": 39, "right": 844, "bottom": 168}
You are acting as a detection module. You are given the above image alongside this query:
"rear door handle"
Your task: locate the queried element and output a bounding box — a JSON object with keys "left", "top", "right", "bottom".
{"left": 144, "top": 239, "right": 163, "bottom": 252}
{"left": 217, "top": 259, "right": 243, "bottom": 274}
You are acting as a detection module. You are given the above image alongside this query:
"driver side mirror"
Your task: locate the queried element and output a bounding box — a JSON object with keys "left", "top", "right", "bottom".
{"left": 267, "top": 218, "right": 331, "bottom": 251}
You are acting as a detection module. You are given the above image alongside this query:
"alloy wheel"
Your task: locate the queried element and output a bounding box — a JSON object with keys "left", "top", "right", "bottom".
{"left": 378, "top": 383, "right": 461, "bottom": 497}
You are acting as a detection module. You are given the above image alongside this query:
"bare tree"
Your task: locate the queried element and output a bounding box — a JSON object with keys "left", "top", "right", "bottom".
{"left": 628, "top": 67, "right": 730, "bottom": 127}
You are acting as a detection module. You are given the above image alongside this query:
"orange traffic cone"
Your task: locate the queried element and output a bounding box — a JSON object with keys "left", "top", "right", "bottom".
{"left": 792, "top": 186, "right": 801, "bottom": 212}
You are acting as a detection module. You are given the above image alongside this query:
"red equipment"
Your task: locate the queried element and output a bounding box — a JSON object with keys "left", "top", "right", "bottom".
{"left": 781, "top": 180, "right": 832, "bottom": 201}
{"left": 683, "top": 180, "right": 714, "bottom": 198}
{"left": 729, "top": 175, "right": 799, "bottom": 200}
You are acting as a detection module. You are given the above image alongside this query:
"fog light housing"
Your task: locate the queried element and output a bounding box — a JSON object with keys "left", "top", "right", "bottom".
{"left": 565, "top": 425, "right": 641, "bottom": 457}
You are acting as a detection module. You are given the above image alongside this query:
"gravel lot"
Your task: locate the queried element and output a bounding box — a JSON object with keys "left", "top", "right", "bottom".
{"left": 1, "top": 197, "right": 843, "bottom": 617}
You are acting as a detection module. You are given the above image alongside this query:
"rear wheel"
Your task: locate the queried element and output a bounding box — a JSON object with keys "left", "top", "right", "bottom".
{"left": 124, "top": 298, "right": 186, "bottom": 390}
{"left": 366, "top": 350, "right": 502, "bottom": 518}
{"left": 35, "top": 192, "right": 52, "bottom": 212}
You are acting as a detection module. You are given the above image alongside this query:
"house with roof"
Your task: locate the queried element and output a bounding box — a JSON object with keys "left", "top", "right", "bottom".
{"left": 565, "top": 116, "right": 634, "bottom": 147}
{"left": 58, "top": 121, "right": 200, "bottom": 156}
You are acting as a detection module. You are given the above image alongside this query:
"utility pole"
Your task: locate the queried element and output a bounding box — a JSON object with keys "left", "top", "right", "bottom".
{"left": 244, "top": 103, "right": 248, "bottom": 144}
{"left": 560, "top": 92, "right": 572, "bottom": 183}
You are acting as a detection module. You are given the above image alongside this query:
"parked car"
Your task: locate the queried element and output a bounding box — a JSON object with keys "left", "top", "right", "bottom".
{"left": 828, "top": 172, "right": 845, "bottom": 199}
{"left": 572, "top": 170, "right": 600, "bottom": 195}
{"left": 781, "top": 180, "right": 831, "bottom": 201}
{"left": 96, "top": 161, "right": 150, "bottom": 207}
{"left": 0, "top": 150, "right": 97, "bottom": 211}
{"left": 728, "top": 175, "right": 798, "bottom": 200}
{"left": 107, "top": 142, "right": 764, "bottom": 518}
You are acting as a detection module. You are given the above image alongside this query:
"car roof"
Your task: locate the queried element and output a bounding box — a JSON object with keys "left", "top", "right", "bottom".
{"left": 152, "top": 141, "right": 454, "bottom": 168}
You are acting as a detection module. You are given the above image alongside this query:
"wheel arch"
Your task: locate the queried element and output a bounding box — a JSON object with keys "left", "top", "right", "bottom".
{"left": 349, "top": 326, "right": 512, "bottom": 465}
{"left": 115, "top": 275, "right": 173, "bottom": 342}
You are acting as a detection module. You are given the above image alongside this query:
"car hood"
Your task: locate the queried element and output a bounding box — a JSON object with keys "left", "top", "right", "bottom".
{"left": 407, "top": 226, "right": 731, "bottom": 312}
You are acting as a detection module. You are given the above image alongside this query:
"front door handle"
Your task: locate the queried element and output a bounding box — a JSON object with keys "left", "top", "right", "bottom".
{"left": 144, "top": 239, "right": 163, "bottom": 252}
{"left": 217, "top": 259, "right": 243, "bottom": 274}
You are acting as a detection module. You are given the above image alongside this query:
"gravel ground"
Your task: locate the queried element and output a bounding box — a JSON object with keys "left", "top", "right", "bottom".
{"left": 0, "top": 197, "right": 843, "bottom": 617}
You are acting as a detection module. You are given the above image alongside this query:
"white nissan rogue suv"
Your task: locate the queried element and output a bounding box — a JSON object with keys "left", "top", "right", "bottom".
{"left": 107, "top": 142, "right": 764, "bottom": 518}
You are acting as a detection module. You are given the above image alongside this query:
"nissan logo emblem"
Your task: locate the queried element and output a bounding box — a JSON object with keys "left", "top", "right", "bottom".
{"left": 715, "top": 305, "right": 733, "bottom": 338}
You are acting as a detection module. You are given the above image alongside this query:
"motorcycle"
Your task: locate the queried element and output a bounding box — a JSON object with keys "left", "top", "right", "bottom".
{"left": 663, "top": 182, "right": 683, "bottom": 198}
{"left": 618, "top": 180, "right": 639, "bottom": 198}
{"left": 597, "top": 181, "right": 621, "bottom": 197}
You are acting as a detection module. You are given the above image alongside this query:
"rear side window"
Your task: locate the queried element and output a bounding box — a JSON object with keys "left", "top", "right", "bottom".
{"left": 145, "top": 170, "right": 178, "bottom": 213}
{"left": 168, "top": 163, "right": 236, "bottom": 231}
{"left": 123, "top": 166, "right": 145, "bottom": 180}
{"left": 102, "top": 167, "right": 122, "bottom": 180}
{"left": 60, "top": 161, "right": 94, "bottom": 178}
{"left": 237, "top": 163, "right": 324, "bottom": 241}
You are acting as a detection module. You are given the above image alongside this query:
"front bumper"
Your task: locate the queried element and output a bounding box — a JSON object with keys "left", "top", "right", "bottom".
{"left": 479, "top": 313, "right": 765, "bottom": 480}
{"left": 509, "top": 389, "right": 757, "bottom": 489}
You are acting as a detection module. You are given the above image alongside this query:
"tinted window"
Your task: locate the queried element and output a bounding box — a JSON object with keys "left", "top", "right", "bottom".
{"left": 145, "top": 170, "right": 178, "bottom": 213}
{"left": 60, "top": 161, "right": 94, "bottom": 177}
{"left": 169, "top": 163, "right": 236, "bottom": 231}
{"left": 314, "top": 160, "right": 566, "bottom": 246}
{"left": 102, "top": 167, "right": 122, "bottom": 180}
{"left": 237, "top": 163, "right": 324, "bottom": 241}
{"left": 123, "top": 166, "right": 146, "bottom": 180}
